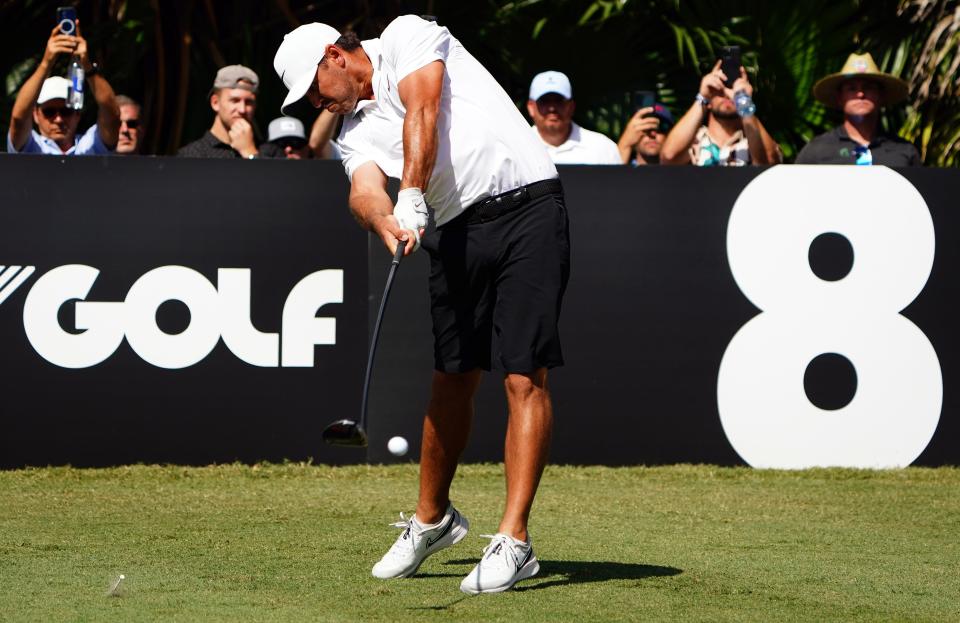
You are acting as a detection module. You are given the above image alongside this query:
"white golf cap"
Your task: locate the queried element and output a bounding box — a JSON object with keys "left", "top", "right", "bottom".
{"left": 528, "top": 71, "right": 572, "bottom": 101}
{"left": 267, "top": 116, "right": 306, "bottom": 142}
{"left": 37, "top": 77, "right": 71, "bottom": 105}
{"left": 274, "top": 22, "right": 341, "bottom": 114}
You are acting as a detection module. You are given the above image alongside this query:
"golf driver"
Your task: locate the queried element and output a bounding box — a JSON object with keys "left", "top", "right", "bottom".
{"left": 322, "top": 238, "right": 408, "bottom": 446}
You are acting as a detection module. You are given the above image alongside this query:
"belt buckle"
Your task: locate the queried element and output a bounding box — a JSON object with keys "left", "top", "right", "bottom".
{"left": 477, "top": 197, "right": 500, "bottom": 223}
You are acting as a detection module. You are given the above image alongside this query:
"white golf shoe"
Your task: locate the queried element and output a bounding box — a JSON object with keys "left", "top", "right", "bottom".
{"left": 371, "top": 504, "right": 469, "bottom": 579}
{"left": 459, "top": 533, "right": 540, "bottom": 594}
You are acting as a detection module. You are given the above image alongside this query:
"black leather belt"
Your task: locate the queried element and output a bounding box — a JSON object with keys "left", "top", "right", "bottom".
{"left": 457, "top": 178, "right": 563, "bottom": 226}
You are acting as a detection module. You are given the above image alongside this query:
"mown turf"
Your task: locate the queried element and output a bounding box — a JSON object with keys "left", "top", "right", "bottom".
{"left": 0, "top": 463, "right": 957, "bottom": 622}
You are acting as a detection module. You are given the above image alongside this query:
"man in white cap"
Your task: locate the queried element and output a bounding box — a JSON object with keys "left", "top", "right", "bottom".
{"left": 527, "top": 70, "right": 622, "bottom": 164}
{"left": 7, "top": 24, "right": 119, "bottom": 155}
{"left": 275, "top": 15, "right": 567, "bottom": 594}
{"left": 796, "top": 52, "right": 920, "bottom": 165}
{"left": 178, "top": 65, "right": 261, "bottom": 159}
{"left": 262, "top": 112, "right": 340, "bottom": 159}
{"left": 263, "top": 116, "right": 311, "bottom": 159}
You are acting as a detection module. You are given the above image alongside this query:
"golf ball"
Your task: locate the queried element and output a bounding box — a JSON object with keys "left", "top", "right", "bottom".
{"left": 388, "top": 436, "right": 409, "bottom": 456}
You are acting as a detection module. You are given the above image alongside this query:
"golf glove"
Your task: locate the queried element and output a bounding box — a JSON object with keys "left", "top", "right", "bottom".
{"left": 393, "top": 187, "right": 429, "bottom": 252}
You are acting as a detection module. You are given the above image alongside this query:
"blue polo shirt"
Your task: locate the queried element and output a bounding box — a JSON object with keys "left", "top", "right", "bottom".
{"left": 6, "top": 125, "right": 111, "bottom": 155}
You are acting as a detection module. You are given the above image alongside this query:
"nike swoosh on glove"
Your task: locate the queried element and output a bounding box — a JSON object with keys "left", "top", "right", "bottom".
{"left": 393, "top": 187, "right": 429, "bottom": 252}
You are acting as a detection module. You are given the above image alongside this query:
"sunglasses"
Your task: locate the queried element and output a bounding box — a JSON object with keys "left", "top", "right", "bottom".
{"left": 121, "top": 118, "right": 141, "bottom": 129}
{"left": 40, "top": 106, "right": 80, "bottom": 120}
{"left": 273, "top": 138, "right": 308, "bottom": 150}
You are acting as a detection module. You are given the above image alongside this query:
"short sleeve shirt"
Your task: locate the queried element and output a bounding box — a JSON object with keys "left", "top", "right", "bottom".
{"left": 795, "top": 126, "right": 920, "bottom": 166}
{"left": 338, "top": 15, "right": 557, "bottom": 226}
{"left": 532, "top": 123, "right": 623, "bottom": 165}
{"left": 689, "top": 125, "right": 751, "bottom": 166}
{"left": 7, "top": 125, "right": 110, "bottom": 155}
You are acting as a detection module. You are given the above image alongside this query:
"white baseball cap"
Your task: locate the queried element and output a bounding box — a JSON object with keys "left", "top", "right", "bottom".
{"left": 37, "top": 77, "right": 71, "bottom": 105}
{"left": 529, "top": 71, "right": 572, "bottom": 101}
{"left": 267, "top": 116, "right": 306, "bottom": 142}
{"left": 274, "top": 23, "right": 341, "bottom": 114}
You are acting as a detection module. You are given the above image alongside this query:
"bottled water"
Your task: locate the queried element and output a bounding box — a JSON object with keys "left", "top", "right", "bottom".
{"left": 734, "top": 90, "right": 755, "bottom": 118}
{"left": 66, "top": 56, "right": 84, "bottom": 110}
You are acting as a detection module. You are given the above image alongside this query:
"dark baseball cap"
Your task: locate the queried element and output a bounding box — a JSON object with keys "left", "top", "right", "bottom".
{"left": 650, "top": 103, "right": 674, "bottom": 130}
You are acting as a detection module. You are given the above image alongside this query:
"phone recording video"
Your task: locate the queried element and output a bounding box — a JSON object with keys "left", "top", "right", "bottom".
{"left": 56, "top": 6, "right": 78, "bottom": 36}
{"left": 719, "top": 46, "right": 741, "bottom": 88}
{"left": 633, "top": 90, "right": 656, "bottom": 112}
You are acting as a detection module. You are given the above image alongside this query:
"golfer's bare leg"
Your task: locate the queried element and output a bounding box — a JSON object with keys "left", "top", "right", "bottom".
{"left": 415, "top": 369, "right": 482, "bottom": 524}
{"left": 499, "top": 368, "right": 552, "bottom": 541}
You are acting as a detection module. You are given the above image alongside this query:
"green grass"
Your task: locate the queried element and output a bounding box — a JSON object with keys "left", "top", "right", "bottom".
{"left": 1, "top": 464, "right": 958, "bottom": 622}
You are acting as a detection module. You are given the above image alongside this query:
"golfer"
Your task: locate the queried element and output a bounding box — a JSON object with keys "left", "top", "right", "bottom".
{"left": 275, "top": 15, "right": 569, "bottom": 594}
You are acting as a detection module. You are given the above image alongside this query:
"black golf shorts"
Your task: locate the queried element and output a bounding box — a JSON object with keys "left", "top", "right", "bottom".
{"left": 420, "top": 181, "right": 570, "bottom": 374}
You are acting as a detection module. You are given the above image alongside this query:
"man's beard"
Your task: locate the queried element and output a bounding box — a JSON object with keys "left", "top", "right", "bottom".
{"left": 711, "top": 108, "right": 739, "bottom": 120}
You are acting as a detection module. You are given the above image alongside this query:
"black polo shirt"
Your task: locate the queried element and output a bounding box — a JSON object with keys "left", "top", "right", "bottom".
{"left": 177, "top": 131, "right": 246, "bottom": 158}
{"left": 795, "top": 126, "right": 920, "bottom": 166}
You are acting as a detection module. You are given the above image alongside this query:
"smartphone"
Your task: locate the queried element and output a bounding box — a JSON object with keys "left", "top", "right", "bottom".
{"left": 633, "top": 90, "right": 656, "bottom": 111}
{"left": 719, "top": 46, "right": 741, "bottom": 88}
{"left": 56, "top": 6, "right": 78, "bottom": 36}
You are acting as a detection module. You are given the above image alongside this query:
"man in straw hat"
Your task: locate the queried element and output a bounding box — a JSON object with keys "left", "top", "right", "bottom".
{"left": 796, "top": 52, "right": 919, "bottom": 165}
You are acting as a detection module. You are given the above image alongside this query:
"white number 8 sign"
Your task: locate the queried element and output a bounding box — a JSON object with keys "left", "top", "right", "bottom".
{"left": 718, "top": 166, "right": 942, "bottom": 468}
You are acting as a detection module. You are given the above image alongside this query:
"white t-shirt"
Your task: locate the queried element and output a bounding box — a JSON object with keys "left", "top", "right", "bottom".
{"left": 531, "top": 123, "right": 622, "bottom": 165}
{"left": 338, "top": 15, "right": 557, "bottom": 226}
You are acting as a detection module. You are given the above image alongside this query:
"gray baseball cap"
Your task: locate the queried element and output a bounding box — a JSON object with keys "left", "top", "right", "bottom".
{"left": 267, "top": 116, "right": 306, "bottom": 142}
{"left": 211, "top": 65, "right": 259, "bottom": 93}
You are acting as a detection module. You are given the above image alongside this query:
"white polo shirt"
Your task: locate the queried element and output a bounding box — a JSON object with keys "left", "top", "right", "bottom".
{"left": 531, "top": 122, "right": 622, "bottom": 165}
{"left": 338, "top": 15, "right": 557, "bottom": 227}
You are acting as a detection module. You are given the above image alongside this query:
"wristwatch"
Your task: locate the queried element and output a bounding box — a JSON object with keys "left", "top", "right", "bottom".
{"left": 695, "top": 93, "right": 709, "bottom": 106}
{"left": 85, "top": 62, "right": 100, "bottom": 77}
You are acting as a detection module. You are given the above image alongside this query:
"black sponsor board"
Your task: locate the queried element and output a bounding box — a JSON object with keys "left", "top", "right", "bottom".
{"left": 0, "top": 156, "right": 367, "bottom": 467}
{"left": 1, "top": 157, "right": 957, "bottom": 467}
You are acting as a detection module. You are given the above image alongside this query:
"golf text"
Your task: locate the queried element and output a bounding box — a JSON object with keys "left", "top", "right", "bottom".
{"left": 15, "top": 265, "right": 343, "bottom": 369}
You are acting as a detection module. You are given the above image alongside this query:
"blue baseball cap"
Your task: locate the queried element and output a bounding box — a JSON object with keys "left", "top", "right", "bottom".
{"left": 650, "top": 103, "right": 674, "bottom": 130}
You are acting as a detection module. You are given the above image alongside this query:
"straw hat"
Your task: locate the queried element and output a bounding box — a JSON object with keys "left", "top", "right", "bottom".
{"left": 812, "top": 52, "right": 909, "bottom": 108}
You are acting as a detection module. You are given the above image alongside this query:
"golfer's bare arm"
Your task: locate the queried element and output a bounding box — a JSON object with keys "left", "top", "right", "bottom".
{"left": 349, "top": 162, "right": 419, "bottom": 255}
{"left": 349, "top": 162, "right": 393, "bottom": 231}
{"left": 398, "top": 60, "right": 444, "bottom": 191}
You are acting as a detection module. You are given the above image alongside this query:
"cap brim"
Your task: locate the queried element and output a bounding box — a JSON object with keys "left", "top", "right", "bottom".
{"left": 280, "top": 71, "right": 316, "bottom": 115}
{"left": 531, "top": 90, "right": 571, "bottom": 102}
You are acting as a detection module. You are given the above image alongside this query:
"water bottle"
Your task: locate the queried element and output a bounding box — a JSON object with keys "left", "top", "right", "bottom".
{"left": 66, "top": 56, "right": 84, "bottom": 110}
{"left": 734, "top": 90, "right": 755, "bottom": 118}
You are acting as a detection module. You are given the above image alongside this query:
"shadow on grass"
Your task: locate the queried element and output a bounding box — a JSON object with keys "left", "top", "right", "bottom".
{"left": 408, "top": 559, "right": 682, "bottom": 609}
{"left": 428, "top": 558, "right": 682, "bottom": 590}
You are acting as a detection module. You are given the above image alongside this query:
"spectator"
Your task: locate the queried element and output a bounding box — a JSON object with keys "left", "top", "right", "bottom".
{"left": 7, "top": 24, "right": 119, "bottom": 155}
{"left": 617, "top": 103, "right": 674, "bottom": 165}
{"left": 661, "top": 61, "right": 780, "bottom": 166}
{"left": 527, "top": 71, "right": 622, "bottom": 164}
{"left": 262, "top": 116, "right": 310, "bottom": 159}
{"left": 261, "top": 111, "right": 340, "bottom": 159}
{"left": 115, "top": 95, "right": 143, "bottom": 155}
{"left": 178, "top": 65, "right": 260, "bottom": 159}
{"left": 796, "top": 53, "right": 919, "bottom": 166}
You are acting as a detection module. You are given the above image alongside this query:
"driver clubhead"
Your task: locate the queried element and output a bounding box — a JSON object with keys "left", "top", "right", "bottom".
{"left": 322, "top": 419, "right": 368, "bottom": 447}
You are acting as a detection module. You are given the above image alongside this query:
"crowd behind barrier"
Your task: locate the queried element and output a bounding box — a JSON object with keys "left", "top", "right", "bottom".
{"left": 6, "top": 16, "right": 921, "bottom": 168}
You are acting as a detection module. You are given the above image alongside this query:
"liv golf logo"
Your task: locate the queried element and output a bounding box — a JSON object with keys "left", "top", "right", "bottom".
{"left": 0, "top": 264, "right": 343, "bottom": 369}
